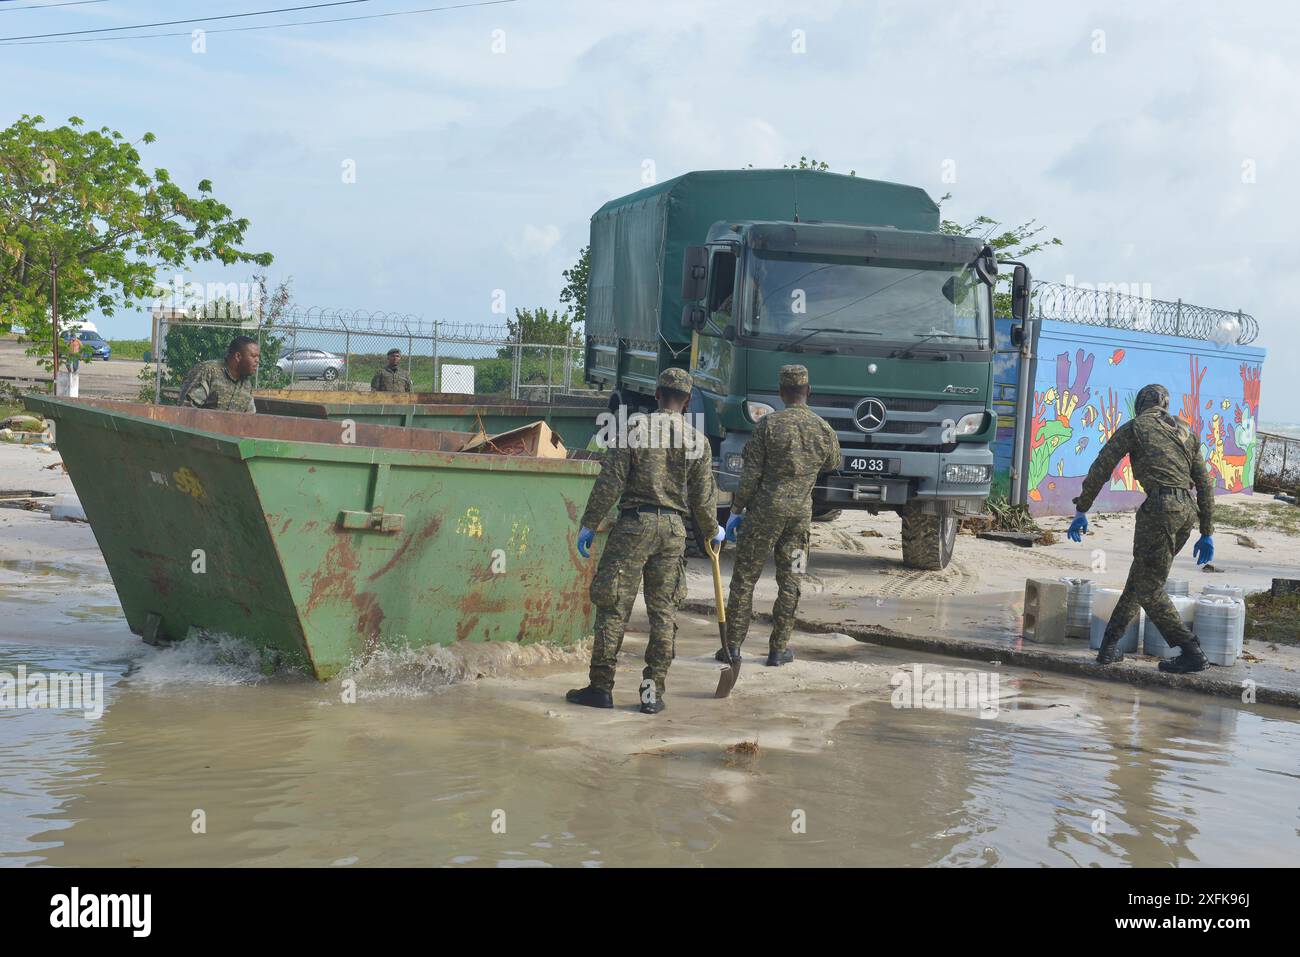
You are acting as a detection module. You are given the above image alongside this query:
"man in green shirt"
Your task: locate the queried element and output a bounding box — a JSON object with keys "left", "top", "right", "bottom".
{"left": 370, "top": 349, "right": 412, "bottom": 392}
{"left": 1068, "top": 383, "right": 1216, "bottom": 673}
{"left": 177, "top": 336, "right": 259, "bottom": 414}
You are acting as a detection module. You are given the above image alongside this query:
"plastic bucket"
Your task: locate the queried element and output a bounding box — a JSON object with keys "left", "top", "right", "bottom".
{"left": 1090, "top": 587, "right": 1142, "bottom": 653}
{"left": 1142, "top": 595, "right": 1196, "bottom": 658}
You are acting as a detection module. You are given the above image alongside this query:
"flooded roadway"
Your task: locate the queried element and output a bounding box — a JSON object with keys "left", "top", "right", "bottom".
{"left": 2, "top": 557, "right": 1299, "bottom": 867}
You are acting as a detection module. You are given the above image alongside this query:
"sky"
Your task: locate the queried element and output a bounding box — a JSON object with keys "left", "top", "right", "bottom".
{"left": 2, "top": 0, "right": 1296, "bottom": 417}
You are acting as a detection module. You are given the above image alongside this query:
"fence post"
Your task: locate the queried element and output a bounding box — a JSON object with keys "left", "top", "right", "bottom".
{"left": 1175, "top": 299, "right": 1182, "bottom": 338}
{"left": 547, "top": 346, "right": 554, "bottom": 402}
{"left": 432, "top": 320, "right": 440, "bottom": 393}
{"left": 289, "top": 324, "right": 299, "bottom": 387}
{"left": 343, "top": 324, "right": 351, "bottom": 389}
{"left": 511, "top": 336, "right": 522, "bottom": 400}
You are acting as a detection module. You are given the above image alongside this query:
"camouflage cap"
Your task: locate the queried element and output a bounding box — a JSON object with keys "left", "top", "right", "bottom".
{"left": 779, "top": 364, "right": 810, "bottom": 387}
{"left": 1135, "top": 383, "right": 1170, "bottom": 413}
{"left": 657, "top": 367, "right": 692, "bottom": 392}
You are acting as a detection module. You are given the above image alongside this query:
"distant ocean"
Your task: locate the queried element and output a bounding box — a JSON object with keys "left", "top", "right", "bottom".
{"left": 1261, "top": 422, "right": 1300, "bottom": 439}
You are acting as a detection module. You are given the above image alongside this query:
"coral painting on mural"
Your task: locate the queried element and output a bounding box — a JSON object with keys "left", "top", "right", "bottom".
{"left": 1025, "top": 338, "right": 1263, "bottom": 516}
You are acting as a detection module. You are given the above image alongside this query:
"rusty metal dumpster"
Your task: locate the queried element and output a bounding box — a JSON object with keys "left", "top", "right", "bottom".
{"left": 252, "top": 391, "right": 605, "bottom": 452}
{"left": 24, "top": 396, "right": 602, "bottom": 680}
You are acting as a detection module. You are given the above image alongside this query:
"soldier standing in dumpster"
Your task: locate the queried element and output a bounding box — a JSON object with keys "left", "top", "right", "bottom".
{"left": 1068, "top": 383, "right": 1216, "bottom": 673}
{"left": 567, "top": 368, "right": 723, "bottom": 714}
{"left": 178, "top": 335, "right": 259, "bottom": 413}
{"left": 370, "top": 348, "right": 412, "bottom": 393}
{"left": 719, "top": 364, "right": 840, "bottom": 667}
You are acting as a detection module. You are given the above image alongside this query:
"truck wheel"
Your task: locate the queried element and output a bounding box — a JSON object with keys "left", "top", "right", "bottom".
{"left": 683, "top": 514, "right": 707, "bottom": 558}
{"left": 900, "top": 503, "right": 957, "bottom": 570}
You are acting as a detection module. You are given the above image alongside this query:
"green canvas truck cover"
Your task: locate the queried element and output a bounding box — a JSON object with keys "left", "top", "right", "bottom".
{"left": 586, "top": 169, "right": 940, "bottom": 348}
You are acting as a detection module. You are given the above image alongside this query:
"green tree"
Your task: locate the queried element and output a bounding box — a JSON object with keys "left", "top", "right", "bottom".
{"left": 937, "top": 193, "right": 1062, "bottom": 315}
{"left": 501, "top": 306, "right": 581, "bottom": 351}
{"left": 558, "top": 245, "right": 589, "bottom": 327}
{"left": 0, "top": 114, "right": 272, "bottom": 368}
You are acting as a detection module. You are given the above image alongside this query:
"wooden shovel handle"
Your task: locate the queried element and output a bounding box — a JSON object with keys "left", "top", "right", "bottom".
{"left": 705, "top": 539, "right": 726, "bottom": 625}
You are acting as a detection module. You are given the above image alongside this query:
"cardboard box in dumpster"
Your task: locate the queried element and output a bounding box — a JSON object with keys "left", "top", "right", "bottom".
{"left": 460, "top": 421, "right": 568, "bottom": 459}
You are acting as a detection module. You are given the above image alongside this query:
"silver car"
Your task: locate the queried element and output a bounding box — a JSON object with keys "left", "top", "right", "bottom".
{"left": 276, "top": 348, "right": 346, "bottom": 380}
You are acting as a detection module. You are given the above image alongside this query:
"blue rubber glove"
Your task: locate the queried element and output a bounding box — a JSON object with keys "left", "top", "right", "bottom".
{"left": 576, "top": 526, "right": 594, "bottom": 558}
{"left": 711, "top": 524, "right": 725, "bottom": 546}
{"left": 1193, "top": 534, "right": 1214, "bottom": 565}
{"left": 1067, "top": 511, "right": 1088, "bottom": 543}
{"left": 725, "top": 513, "right": 744, "bottom": 541}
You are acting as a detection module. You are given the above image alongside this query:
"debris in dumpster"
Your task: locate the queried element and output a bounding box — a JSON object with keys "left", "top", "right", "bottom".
{"left": 460, "top": 420, "right": 568, "bottom": 459}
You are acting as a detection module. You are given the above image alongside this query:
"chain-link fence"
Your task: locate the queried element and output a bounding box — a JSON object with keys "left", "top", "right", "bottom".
{"left": 1254, "top": 431, "right": 1300, "bottom": 495}
{"left": 148, "top": 310, "right": 588, "bottom": 403}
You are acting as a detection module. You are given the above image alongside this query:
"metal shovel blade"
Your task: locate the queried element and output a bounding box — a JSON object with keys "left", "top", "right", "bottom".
{"left": 713, "top": 620, "right": 739, "bottom": 699}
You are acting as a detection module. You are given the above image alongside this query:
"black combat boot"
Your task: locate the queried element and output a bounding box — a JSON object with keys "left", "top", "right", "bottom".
{"left": 639, "top": 696, "right": 666, "bottom": 715}
{"left": 565, "top": 686, "right": 614, "bottom": 709}
{"left": 1095, "top": 635, "right": 1125, "bottom": 665}
{"left": 1158, "top": 636, "right": 1209, "bottom": 674}
{"left": 714, "top": 646, "right": 742, "bottom": 664}
{"left": 765, "top": 647, "right": 795, "bottom": 667}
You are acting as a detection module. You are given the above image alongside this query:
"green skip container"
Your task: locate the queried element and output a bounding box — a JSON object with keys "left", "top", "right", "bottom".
{"left": 252, "top": 390, "right": 606, "bottom": 453}
{"left": 24, "top": 396, "right": 602, "bottom": 679}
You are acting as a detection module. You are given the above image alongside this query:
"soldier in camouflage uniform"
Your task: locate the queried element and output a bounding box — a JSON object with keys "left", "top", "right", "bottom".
{"left": 370, "top": 349, "right": 412, "bottom": 393}
{"left": 177, "top": 336, "right": 259, "bottom": 414}
{"left": 721, "top": 364, "right": 841, "bottom": 667}
{"left": 567, "top": 368, "right": 722, "bottom": 714}
{"left": 1069, "top": 383, "right": 1216, "bottom": 673}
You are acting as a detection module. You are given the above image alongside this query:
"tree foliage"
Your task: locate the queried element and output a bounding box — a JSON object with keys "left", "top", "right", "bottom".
{"left": 558, "top": 245, "right": 589, "bottom": 327}
{"left": 0, "top": 114, "right": 273, "bottom": 368}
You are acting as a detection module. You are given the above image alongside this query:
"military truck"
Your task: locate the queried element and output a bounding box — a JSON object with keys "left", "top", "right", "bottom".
{"left": 583, "top": 169, "right": 1031, "bottom": 569}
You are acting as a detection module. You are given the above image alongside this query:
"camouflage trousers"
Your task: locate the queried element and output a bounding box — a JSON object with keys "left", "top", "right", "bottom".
{"left": 1104, "top": 492, "right": 1197, "bottom": 647}
{"left": 587, "top": 511, "right": 688, "bottom": 694}
{"left": 724, "top": 512, "right": 810, "bottom": 653}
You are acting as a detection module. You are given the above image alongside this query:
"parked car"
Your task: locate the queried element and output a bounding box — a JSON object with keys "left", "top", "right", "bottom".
{"left": 61, "top": 330, "right": 112, "bottom": 360}
{"left": 276, "top": 348, "right": 346, "bottom": 380}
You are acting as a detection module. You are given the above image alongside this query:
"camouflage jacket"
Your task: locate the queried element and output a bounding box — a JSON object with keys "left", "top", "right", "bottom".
{"left": 178, "top": 360, "right": 255, "bottom": 414}
{"left": 734, "top": 404, "right": 841, "bottom": 518}
{"left": 579, "top": 411, "right": 717, "bottom": 533}
{"left": 1074, "top": 407, "right": 1215, "bottom": 535}
{"left": 370, "top": 368, "right": 412, "bottom": 392}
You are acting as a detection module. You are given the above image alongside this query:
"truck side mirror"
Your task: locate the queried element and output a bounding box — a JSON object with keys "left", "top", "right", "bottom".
{"left": 1011, "top": 264, "right": 1032, "bottom": 322}
{"left": 681, "top": 245, "right": 709, "bottom": 301}
{"left": 680, "top": 305, "right": 705, "bottom": 331}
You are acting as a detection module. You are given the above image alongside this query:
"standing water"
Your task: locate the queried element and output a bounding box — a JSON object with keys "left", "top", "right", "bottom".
{"left": 3, "top": 556, "right": 1298, "bottom": 868}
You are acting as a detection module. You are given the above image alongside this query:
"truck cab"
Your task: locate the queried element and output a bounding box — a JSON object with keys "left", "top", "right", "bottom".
{"left": 584, "top": 170, "right": 1026, "bottom": 569}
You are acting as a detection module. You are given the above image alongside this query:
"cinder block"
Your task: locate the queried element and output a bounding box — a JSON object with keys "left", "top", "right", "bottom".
{"left": 1024, "top": 578, "right": 1069, "bottom": 644}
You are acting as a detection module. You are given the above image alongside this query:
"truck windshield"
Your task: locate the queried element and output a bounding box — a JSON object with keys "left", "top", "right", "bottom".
{"left": 741, "top": 251, "right": 990, "bottom": 348}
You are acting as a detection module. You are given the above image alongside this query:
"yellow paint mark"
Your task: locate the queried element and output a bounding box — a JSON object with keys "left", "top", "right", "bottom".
{"left": 172, "top": 467, "right": 206, "bottom": 501}
{"left": 457, "top": 506, "right": 483, "bottom": 539}
{"left": 509, "top": 521, "right": 529, "bottom": 557}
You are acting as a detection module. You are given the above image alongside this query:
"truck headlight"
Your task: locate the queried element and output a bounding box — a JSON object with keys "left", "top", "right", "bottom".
{"left": 724, "top": 453, "right": 746, "bottom": 473}
{"left": 953, "top": 412, "right": 987, "bottom": 437}
{"left": 945, "top": 464, "right": 991, "bottom": 484}
{"left": 745, "top": 401, "right": 774, "bottom": 423}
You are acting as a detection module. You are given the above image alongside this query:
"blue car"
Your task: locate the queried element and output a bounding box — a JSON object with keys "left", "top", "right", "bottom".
{"left": 61, "top": 331, "right": 112, "bottom": 361}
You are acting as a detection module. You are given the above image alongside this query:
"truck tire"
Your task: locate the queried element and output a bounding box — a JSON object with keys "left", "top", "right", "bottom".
{"left": 812, "top": 508, "right": 842, "bottom": 523}
{"left": 900, "top": 503, "right": 957, "bottom": 570}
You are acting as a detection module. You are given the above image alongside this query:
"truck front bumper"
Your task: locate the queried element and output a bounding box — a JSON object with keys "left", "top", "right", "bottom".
{"left": 716, "top": 433, "right": 993, "bottom": 516}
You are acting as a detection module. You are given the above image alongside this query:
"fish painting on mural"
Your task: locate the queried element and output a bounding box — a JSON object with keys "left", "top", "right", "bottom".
{"left": 1076, "top": 436, "right": 1089, "bottom": 455}
{"left": 1108, "top": 349, "right": 1125, "bottom": 365}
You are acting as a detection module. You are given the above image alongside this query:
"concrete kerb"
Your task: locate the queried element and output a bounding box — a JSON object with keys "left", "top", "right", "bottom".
{"left": 679, "top": 599, "right": 1300, "bottom": 709}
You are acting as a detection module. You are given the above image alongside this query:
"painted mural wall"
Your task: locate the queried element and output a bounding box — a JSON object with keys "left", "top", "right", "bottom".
{"left": 1023, "top": 321, "right": 1265, "bottom": 516}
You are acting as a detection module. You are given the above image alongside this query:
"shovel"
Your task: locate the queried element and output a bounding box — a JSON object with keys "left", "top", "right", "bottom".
{"left": 706, "top": 539, "right": 739, "bottom": 698}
